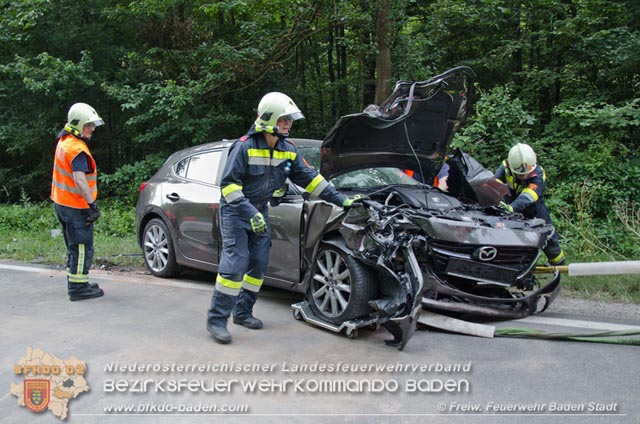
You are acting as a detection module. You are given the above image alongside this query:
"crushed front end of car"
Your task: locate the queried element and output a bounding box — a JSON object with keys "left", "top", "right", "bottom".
{"left": 338, "top": 203, "right": 426, "bottom": 350}
{"left": 307, "top": 66, "right": 561, "bottom": 349}
{"left": 336, "top": 182, "right": 561, "bottom": 349}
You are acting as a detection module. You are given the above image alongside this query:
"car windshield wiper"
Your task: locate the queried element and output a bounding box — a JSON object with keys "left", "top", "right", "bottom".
{"left": 360, "top": 183, "right": 421, "bottom": 195}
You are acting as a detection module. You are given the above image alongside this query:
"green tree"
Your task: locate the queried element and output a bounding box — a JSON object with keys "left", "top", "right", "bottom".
{"left": 0, "top": 0, "right": 638, "bottom": 268}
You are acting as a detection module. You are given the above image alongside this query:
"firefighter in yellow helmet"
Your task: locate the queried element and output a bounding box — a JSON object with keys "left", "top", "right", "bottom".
{"left": 206, "top": 92, "right": 363, "bottom": 344}
{"left": 51, "top": 102, "right": 105, "bottom": 301}
{"left": 495, "top": 143, "right": 565, "bottom": 265}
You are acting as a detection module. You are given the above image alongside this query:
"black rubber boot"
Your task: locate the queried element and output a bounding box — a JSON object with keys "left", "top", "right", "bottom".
{"left": 207, "top": 290, "right": 237, "bottom": 344}
{"left": 233, "top": 289, "right": 263, "bottom": 329}
{"left": 206, "top": 322, "right": 232, "bottom": 344}
{"left": 68, "top": 282, "right": 104, "bottom": 301}
{"left": 233, "top": 315, "right": 263, "bottom": 329}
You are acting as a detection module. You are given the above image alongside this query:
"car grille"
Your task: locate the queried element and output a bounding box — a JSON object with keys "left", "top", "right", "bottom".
{"left": 428, "top": 241, "right": 539, "bottom": 285}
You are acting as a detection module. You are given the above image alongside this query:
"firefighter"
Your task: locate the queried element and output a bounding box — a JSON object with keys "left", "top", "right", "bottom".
{"left": 495, "top": 143, "right": 565, "bottom": 265}
{"left": 207, "top": 92, "right": 364, "bottom": 344}
{"left": 51, "top": 103, "right": 105, "bottom": 301}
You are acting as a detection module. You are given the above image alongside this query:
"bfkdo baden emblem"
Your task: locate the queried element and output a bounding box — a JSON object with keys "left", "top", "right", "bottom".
{"left": 24, "top": 379, "right": 50, "bottom": 413}
{"left": 11, "top": 348, "right": 90, "bottom": 420}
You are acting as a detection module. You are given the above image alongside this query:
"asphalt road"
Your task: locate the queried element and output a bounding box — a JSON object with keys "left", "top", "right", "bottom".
{"left": 0, "top": 261, "right": 638, "bottom": 424}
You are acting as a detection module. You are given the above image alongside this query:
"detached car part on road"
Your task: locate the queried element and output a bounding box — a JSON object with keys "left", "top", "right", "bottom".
{"left": 136, "top": 67, "right": 561, "bottom": 349}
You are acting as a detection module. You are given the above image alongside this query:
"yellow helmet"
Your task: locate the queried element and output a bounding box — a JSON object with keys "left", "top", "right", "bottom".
{"left": 254, "top": 92, "right": 304, "bottom": 134}
{"left": 508, "top": 143, "right": 537, "bottom": 177}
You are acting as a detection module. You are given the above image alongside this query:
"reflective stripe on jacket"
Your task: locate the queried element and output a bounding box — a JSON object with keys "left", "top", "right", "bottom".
{"left": 51, "top": 134, "right": 97, "bottom": 208}
{"left": 220, "top": 130, "right": 346, "bottom": 220}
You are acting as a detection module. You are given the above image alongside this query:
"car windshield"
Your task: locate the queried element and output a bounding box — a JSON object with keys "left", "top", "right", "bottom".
{"left": 332, "top": 168, "right": 420, "bottom": 190}
{"left": 297, "top": 145, "right": 421, "bottom": 190}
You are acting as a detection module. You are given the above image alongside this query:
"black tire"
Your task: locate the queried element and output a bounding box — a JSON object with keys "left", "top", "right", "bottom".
{"left": 307, "top": 244, "right": 376, "bottom": 325}
{"left": 142, "top": 218, "right": 179, "bottom": 278}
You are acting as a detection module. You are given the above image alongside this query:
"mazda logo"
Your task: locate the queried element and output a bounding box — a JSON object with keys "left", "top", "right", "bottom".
{"left": 474, "top": 246, "right": 498, "bottom": 262}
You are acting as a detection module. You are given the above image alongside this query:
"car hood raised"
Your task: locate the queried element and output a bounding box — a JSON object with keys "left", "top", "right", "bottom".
{"left": 320, "top": 66, "right": 475, "bottom": 182}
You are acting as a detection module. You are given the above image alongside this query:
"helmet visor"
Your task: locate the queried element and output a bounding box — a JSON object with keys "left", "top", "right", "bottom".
{"left": 510, "top": 163, "right": 535, "bottom": 177}
{"left": 280, "top": 112, "right": 304, "bottom": 122}
{"left": 89, "top": 118, "right": 105, "bottom": 127}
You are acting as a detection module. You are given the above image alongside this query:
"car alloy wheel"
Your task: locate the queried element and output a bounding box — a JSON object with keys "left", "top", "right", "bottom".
{"left": 142, "top": 218, "right": 179, "bottom": 277}
{"left": 307, "top": 244, "right": 375, "bottom": 325}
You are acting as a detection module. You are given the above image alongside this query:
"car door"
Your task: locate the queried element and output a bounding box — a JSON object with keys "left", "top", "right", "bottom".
{"left": 163, "top": 149, "right": 224, "bottom": 266}
{"left": 265, "top": 184, "right": 305, "bottom": 288}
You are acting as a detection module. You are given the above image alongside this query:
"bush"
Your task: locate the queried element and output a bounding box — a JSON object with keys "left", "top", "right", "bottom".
{"left": 99, "top": 154, "right": 166, "bottom": 204}
{"left": 453, "top": 84, "right": 536, "bottom": 167}
{"left": 0, "top": 200, "right": 58, "bottom": 233}
{"left": 93, "top": 199, "right": 136, "bottom": 238}
{"left": 0, "top": 200, "right": 135, "bottom": 239}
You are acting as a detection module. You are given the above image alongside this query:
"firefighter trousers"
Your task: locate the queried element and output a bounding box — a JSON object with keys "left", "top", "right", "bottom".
{"left": 533, "top": 201, "right": 565, "bottom": 265}
{"left": 54, "top": 203, "right": 95, "bottom": 286}
{"left": 208, "top": 205, "right": 270, "bottom": 326}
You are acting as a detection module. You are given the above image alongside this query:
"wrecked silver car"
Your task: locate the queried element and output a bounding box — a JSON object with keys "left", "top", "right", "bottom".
{"left": 136, "top": 67, "right": 560, "bottom": 350}
{"left": 314, "top": 66, "right": 561, "bottom": 348}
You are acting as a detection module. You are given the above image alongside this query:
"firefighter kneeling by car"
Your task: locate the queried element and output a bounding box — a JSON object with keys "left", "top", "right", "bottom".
{"left": 495, "top": 143, "right": 565, "bottom": 266}
{"left": 206, "top": 92, "right": 364, "bottom": 344}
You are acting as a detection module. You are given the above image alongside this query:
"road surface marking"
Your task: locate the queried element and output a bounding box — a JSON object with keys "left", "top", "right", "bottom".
{"left": 2, "top": 263, "right": 638, "bottom": 331}
{"left": 0, "top": 264, "right": 45, "bottom": 273}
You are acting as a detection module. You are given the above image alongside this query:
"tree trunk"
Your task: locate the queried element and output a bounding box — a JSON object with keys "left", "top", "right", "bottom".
{"left": 374, "top": 0, "right": 393, "bottom": 104}
{"left": 327, "top": 25, "right": 337, "bottom": 117}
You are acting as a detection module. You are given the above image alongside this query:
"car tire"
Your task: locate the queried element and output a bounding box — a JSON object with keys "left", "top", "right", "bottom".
{"left": 142, "top": 218, "right": 179, "bottom": 278}
{"left": 307, "top": 244, "right": 376, "bottom": 325}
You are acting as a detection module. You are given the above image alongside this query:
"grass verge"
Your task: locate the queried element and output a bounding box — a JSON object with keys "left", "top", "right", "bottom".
{"left": 561, "top": 274, "right": 640, "bottom": 304}
{"left": 0, "top": 202, "right": 638, "bottom": 303}
{"left": 0, "top": 230, "right": 143, "bottom": 269}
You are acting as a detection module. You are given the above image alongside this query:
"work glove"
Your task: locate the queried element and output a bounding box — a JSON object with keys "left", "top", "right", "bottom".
{"left": 86, "top": 201, "right": 101, "bottom": 224}
{"left": 498, "top": 201, "right": 514, "bottom": 214}
{"left": 249, "top": 212, "right": 268, "bottom": 234}
{"left": 342, "top": 194, "right": 366, "bottom": 208}
{"left": 272, "top": 186, "right": 286, "bottom": 198}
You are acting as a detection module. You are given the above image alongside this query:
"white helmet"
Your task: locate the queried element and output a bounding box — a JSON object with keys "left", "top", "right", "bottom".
{"left": 65, "top": 103, "right": 104, "bottom": 136}
{"left": 254, "top": 92, "right": 304, "bottom": 134}
{"left": 508, "top": 143, "right": 537, "bottom": 177}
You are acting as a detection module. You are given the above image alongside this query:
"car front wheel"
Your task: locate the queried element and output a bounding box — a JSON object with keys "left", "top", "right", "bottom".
{"left": 307, "top": 244, "right": 375, "bottom": 325}
{"left": 142, "top": 218, "right": 179, "bottom": 278}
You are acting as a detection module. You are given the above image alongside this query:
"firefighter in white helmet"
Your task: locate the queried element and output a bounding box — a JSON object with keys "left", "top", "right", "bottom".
{"left": 206, "top": 92, "right": 364, "bottom": 344}
{"left": 51, "top": 103, "right": 105, "bottom": 301}
{"left": 495, "top": 143, "right": 565, "bottom": 265}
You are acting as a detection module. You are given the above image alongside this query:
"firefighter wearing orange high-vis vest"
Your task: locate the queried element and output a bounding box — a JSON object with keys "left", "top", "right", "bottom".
{"left": 51, "top": 103, "right": 105, "bottom": 301}
{"left": 495, "top": 143, "right": 565, "bottom": 266}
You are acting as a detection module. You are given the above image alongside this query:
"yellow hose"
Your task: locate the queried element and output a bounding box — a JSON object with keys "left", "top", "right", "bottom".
{"left": 535, "top": 265, "right": 568, "bottom": 274}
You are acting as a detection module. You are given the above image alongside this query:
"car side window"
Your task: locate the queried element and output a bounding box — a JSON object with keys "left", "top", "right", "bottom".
{"left": 174, "top": 158, "right": 189, "bottom": 178}
{"left": 185, "top": 151, "right": 223, "bottom": 185}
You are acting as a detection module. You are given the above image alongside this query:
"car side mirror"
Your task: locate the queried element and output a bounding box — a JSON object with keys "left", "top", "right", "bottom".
{"left": 269, "top": 198, "right": 281, "bottom": 207}
{"left": 269, "top": 183, "right": 303, "bottom": 207}
{"left": 273, "top": 183, "right": 288, "bottom": 198}
{"left": 270, "top": 183, "right": 293, "bottom": 207}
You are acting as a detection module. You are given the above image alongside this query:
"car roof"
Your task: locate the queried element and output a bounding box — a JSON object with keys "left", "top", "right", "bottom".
{"left": 180, "top": 137, "right": 320, "bottom": 154}
{"left": 165, "top": 137, "right": 321, "bottom": 165}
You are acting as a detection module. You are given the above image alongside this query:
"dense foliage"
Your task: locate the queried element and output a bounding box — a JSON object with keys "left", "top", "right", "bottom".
{"left": 1, "top": 0, "right": 638, "bottom": 262}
